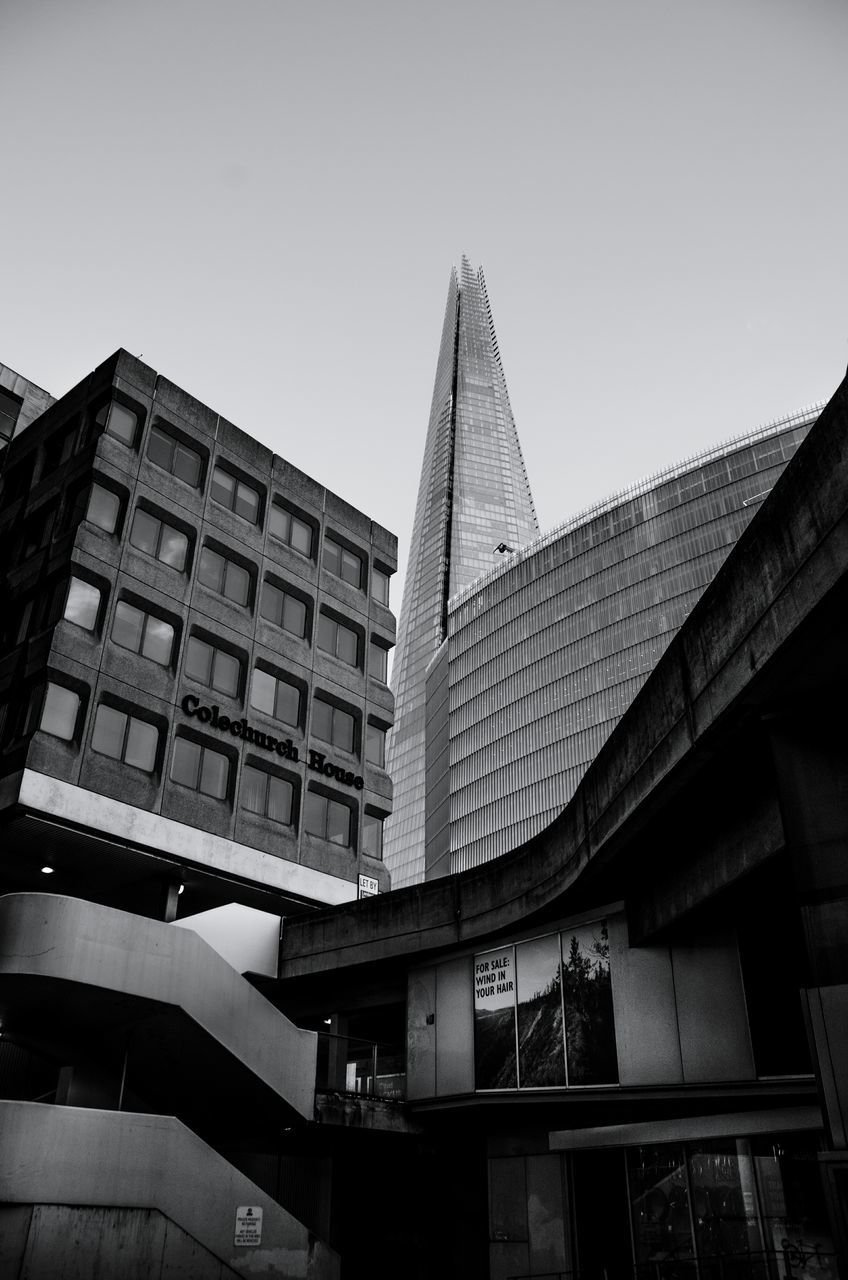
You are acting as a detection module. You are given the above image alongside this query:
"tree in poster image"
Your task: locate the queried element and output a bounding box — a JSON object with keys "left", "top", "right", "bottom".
{"left": 516, "top": 936, "right": 566, "bottom": 1087}
{"left": 562, "top": 923, "right": 618, "bottom": 1085}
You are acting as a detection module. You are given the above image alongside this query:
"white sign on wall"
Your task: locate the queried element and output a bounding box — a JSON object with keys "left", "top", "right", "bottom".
{"left": 358, "top": 874, "right": 379, "bottom": 898}
{"left": 234, "top": 1205, "right": 263, "bottom": 1246}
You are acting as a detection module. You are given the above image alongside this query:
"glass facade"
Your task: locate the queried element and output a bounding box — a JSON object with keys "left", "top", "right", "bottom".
{"left": 385, "top": 258, "right": 538, "bottom": 888}
{"left": 440, "top": 407, "right": 821, "bottom": 874}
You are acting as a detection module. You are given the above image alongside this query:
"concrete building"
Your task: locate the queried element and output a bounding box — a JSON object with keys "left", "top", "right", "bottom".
{"left": 428, "top": 401, "right": 823, "bottom": 877}
{"left": 0, "top": 360, "right": 54, "bottom": 445}
{"left": 384, "top": 257, "right": 538, "bottom": 889}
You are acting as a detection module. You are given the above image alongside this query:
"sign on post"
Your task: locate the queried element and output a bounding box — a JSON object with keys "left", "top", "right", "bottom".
{"left": 234, "top": 1205, "right": 263, "bottom": 1247}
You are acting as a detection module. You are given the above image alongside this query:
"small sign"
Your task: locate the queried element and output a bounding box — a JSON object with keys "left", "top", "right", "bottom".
{"left": 234, "top": 1205, "right": 263, "bottom": 1247}
{"left": 358, "top": 874, "right": 379, "bottom": 899}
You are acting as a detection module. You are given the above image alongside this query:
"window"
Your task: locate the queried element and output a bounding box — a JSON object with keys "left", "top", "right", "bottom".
{"left": 86, "top": 483, "right": 121, "bottom": 534}
{"left": 38, "top": 682, "right": 80, "bottom": 741}
{"left": 198, "top": 546, "right": 251, "bottom": 606}
{"left": 250, "top": 668, "right": 300, "bottom": 727}
{"left": 171, "top": 736, "right": 229, "bottom": 800}
{"left": 305, "top": 790, "right": 352, "bottom": 847}
{"left": 147, "top": 425, "right": 202, "bottom": 488}
{"left": 185, "top": 636, "right": 241, "bottom": 697}
{"left": 0, "top": 387, "right": 22, "bottom": 443}
{"left": 112, "top": 600, "right": 175, "bottom": 666}
{"left": 96, "top": 401, "right": 138, "bottom": 447}
{"left": 91, "top": 704, "right": 158, "bottom": 772}
{"left": 241, "top": 764, "right": 294, "bottom": 826}
{"left": 269, "top": 503, "right": 313, "bottom": 557}
{"left": 369, "top": 640, "right": 389, "bottom": 683}
{"left": 211, "top": 465, "right": 260, "bottom": 524}
{"left": 317, "top": 613, "right": 358, "bottom": 666}
{"left": 64, "top": 578, "right": 102, "bottom": 632}
{"left": 372, "top": 568, "right": 390, "bottom": 606}
{"left": 324, "top": 535, "right": 363, "bottom": 588}
{"left": 312, "top": 699, "right": 355, "bottom": 753}
{"left": 130, "top": 509, "right": 189, "bottom": 571}
{"left": 260, "top": 579, "right": 307, "bottom": 638}
{"left": 363, "top": 812, "right": 384, "bottom": 859}
{"left": 366, "top": 722, "right": 386, "bottom": 768}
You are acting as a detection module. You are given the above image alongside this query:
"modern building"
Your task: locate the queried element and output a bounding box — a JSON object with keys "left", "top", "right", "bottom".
{"left": 0, "top": 349, "right": 397, "bottom": 916}
{"left": 429, "top": 401, "right": 824, "bottom": 877}
{"left": 0, "top": 360, "right": 54, "bottom": 446}
{"left": 384, "top": 257, "right": 538, "bottom": 888}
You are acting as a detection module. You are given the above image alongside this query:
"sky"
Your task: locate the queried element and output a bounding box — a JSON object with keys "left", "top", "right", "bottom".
{"left": 4, "top": 0, "right": 847, "bottom": 609}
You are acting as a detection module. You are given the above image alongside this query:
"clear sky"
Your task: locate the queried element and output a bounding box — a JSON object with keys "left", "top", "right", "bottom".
{"left": 4, "top": 0, "right": 847, "bottom": 608}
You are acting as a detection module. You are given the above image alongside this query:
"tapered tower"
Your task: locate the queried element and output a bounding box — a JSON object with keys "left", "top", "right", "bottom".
{"left": 384, "top": 258, "right": 538, "bottom": 888}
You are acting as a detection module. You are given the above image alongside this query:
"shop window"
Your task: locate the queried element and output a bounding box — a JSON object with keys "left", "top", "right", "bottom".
{"left": 363, "top": 812, "right": 384, "bottom": 859}
{"left": 146, "top": 424, "right": 202, "bottom": 488}
{"left": 91, "top": 704, "right": 158, "bottom": 772}
{"left": 241, "top": 764, "right": 294, "bottom": 826}
{"left": 372, "top": 567, "right": 390, "bottom": 606}
{"left": 96, "top": 400, "right": 139, "bottom": 447}
{"left": 198, "top": 545, "right": 252, "bottom": 607}
{"left": 129, "top": 508, "right": 189, "bottom": 571}
{"left": 269, "top": 502, "right": 313, "bottom": 557}
{"left": 305, "top": 790, "right": 352, "bottom": 847}
{"left": 211, "top": 464, "right": 260, "bottom": 525}
{"left": 324, "top": 535, "right": 363, "bottom": 589}
{"left": 185, "top": 635, "right": 241, "bottom": 699}
{"left": 317, "top": 612, "right": 358, "bottom": 667}
{"left": 369, "top": 640, "right": 389, "bottom": 683}
{"left": 366, "top": 721, "right": 386, "bottom": 768}
{"left": 64, "top": 578, "right": 102, "bottom": 632}
{"left": 250, "top": 667, "right": 300, "bottom": 728}
{"left": 260, "top": 578, "right": 308, "bottom": 638}
{"left": 312, "top": 698, "right": 356, "bottom": 754}
{"left": 37, "top": 682, "right": 81, "bottom": 742}
{"left": 112, "top": 600, "right": 175, "bottom": 666}
{"left": 170, "top": 736, "right": 230, "bottom": 800}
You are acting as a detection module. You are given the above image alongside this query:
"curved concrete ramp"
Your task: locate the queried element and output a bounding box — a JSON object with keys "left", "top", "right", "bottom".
{"left": 0, "top": 1101, "right": 339, "bottom": 1278}
{"left": 0, "top": 893, "right": 316, "bottom": 1120}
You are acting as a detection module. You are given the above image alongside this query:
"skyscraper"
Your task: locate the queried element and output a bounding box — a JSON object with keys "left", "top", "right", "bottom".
{"left": 384, "top": 258, "right": 538, "bottom": 888}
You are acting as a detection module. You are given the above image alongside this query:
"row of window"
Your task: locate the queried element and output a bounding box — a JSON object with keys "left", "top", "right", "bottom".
{"left": 30, "top": 682, "right": 385, "bottom": 857}
{"left": 60, "top": 572, "right": 391, "bottom": 693}
{"left": 98, "top": 401, "right": 392, "bottom": 603}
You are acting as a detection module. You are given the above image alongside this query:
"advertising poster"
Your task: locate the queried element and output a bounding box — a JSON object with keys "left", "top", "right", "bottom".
{"left": 561, "top": 921, "right": 618, "bottom": 1085}
{"left": 473, "top": 946, "right": 517, "bottom": 1088}
{"left": 516, "top": 933, "right": 566, "bottom": 1087}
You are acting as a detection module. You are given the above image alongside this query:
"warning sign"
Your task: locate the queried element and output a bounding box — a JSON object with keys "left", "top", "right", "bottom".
{"left": 234, "top": 1205, "right": 263, "bottom": 1246}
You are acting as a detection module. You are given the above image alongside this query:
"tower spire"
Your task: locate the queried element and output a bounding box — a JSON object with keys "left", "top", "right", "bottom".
{"left": 384, "top": 260, "right": 537, "bottom": 888}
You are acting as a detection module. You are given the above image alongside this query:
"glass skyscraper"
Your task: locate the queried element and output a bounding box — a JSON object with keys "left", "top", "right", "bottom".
{"left": 384, "top": 258, "right": 538, "bottom": 889}
{"left": 436, "top": 403, "right": 823, "bottom": 875}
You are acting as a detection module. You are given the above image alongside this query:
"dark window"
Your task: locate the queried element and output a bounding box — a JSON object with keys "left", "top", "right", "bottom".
{"left": 317, "top": 613, "right": 358, "bottom": 666}
{"left": 250, "top": 668, "right": 300, "bottom": 727}
{"left": 241, "top": 764, "right": 294, "bottom": 826}
{"left": 96, "top": 401, "right": 138, "bottom": 447}
{"left": 305, "top": 790, "right": 352, "bottom": 847}
{"left": 211, "top": 465, "right": 260, "bottom": 524}
{"left": 198, "top": 546, "right": 251, "bottom": 606}
{"left": 38, "top": 682, "right": 80, "bottom": 741}
{"left": 260, "top": 579, "right": 307, "bottom": 637}
{"left": 91, "top": 704, "right": 158, "bottom": 772}
{"left": 64, "top": 578, "right": 102, "bottom": 632}
{"left": 171, "top": 737, "right": 229, "bottom": 800}
{"left": 366, "top": 722, "right": 386, "bottom": 767}
{"left": 324, "top": 535, "right": 363, "bottom": 588}
{"left": 372, "top": 568, "right": 390, "bottom": 606}
{"left": 44, "top": 426, "right": 76, "bottom": 472}
{"left": 112, "top": 600, "right": 175, "bottom": 666}
{"left": 185, "top": 636, "right": 241, "bottom": 698}
{"left": 147, "top": 425, "right": 202, "bottom": 488}
{"left": 369, "top": 640, "right": 389, "bottom": 683}
{"left": 86, "top": 483, "right": 121, "bottom": 534}
{"left": 269, "top": 503, "right": 313, "bottom": 557}
{"left": 129, "top": 509, "right": 189, "bottom": 571}
{"left": 312, "top": 699, "right": 355, "bottom": 753}
{"left": 0, "top": 387, "right": 23, "bottom": 442}
{"left": 21, "top": 505, "right": 57, "bottom": 557}
{"left": 363, "top": 813, "right": 384, "bottom": 859}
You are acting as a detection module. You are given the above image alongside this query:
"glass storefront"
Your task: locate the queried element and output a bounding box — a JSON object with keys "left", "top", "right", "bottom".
{"left": 626, "top": 1135, "right": 837, "bottom": 1280}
